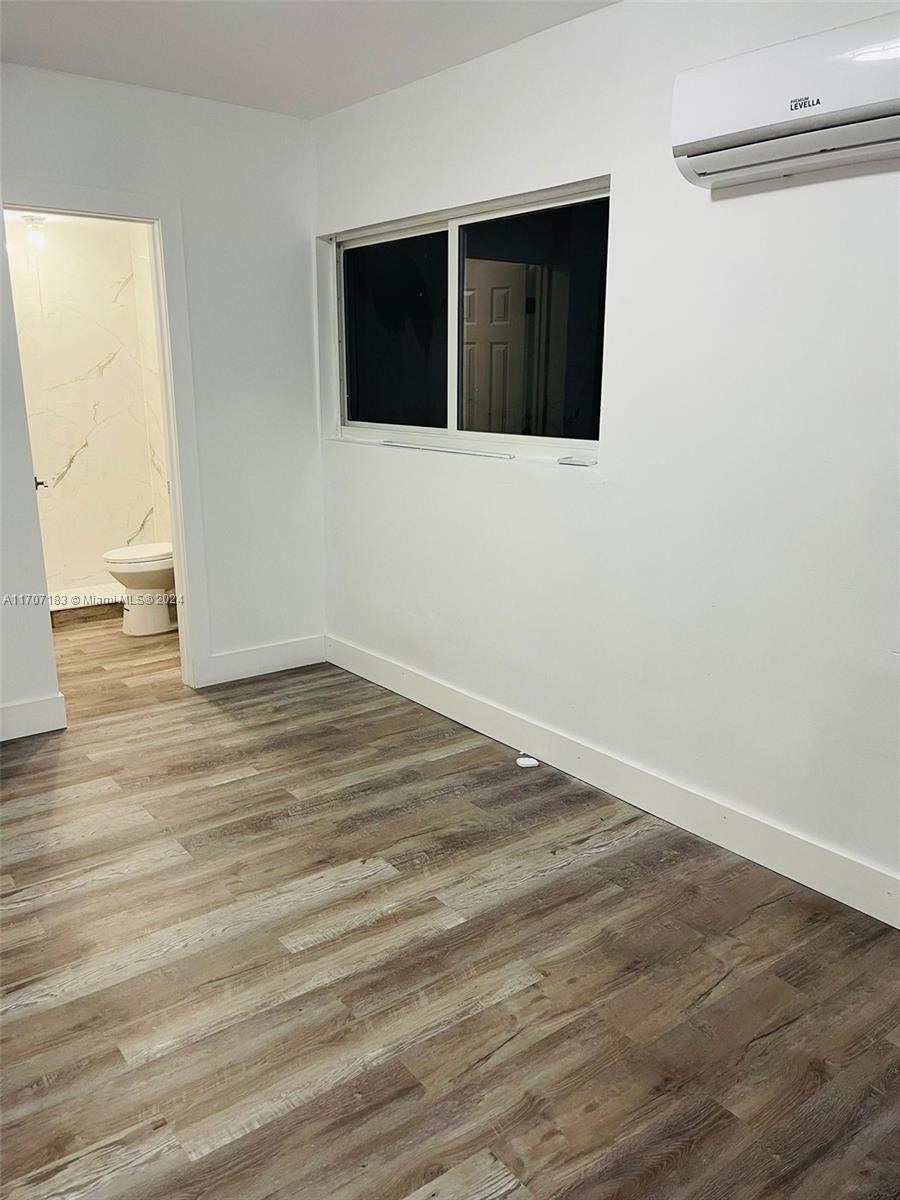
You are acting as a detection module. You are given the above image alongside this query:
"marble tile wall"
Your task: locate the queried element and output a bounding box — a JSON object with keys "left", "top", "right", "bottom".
{"left": 4, "top": 212, "right": 171, "bottom": 606}
{"left": 130, "top": 223, "right": 171, "bottom": 549}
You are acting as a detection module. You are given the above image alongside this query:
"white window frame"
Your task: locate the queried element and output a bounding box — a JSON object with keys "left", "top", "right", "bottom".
{"left": 318, "top": 175, "right": 611, "bottom": 458}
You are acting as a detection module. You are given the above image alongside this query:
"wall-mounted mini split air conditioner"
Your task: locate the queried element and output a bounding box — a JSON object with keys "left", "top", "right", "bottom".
{"left": 672, "top": 12, "right": 900, "bottom": 189}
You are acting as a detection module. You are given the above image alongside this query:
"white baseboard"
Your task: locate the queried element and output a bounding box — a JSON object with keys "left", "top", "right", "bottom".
{"left": 325, "top": 635, "right": 899, "bottom": 929}
{"left": 0, "top": 692, "right": 67, "bottom": 742}
{"left": 195, "top": 634, "right": 326, "bottom": 688}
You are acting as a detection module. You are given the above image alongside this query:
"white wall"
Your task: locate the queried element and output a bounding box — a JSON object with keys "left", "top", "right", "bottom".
{"left": 1, "top": 64, "right": 324, "bottom": 692}
{"left": 6, "top": 212, "right": 171, "bottom": 605}
{"left": 314, "top": 2, "right": 900, "bottom": 901}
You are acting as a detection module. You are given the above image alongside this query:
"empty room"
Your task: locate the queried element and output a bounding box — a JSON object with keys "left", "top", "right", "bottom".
{"left": 1, "top": 2, "right": 899, "bottom": 1197}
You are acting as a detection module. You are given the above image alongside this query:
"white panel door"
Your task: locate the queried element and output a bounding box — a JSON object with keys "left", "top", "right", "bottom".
{"left": 462, "top": 258, "right": 527, "bottom": 433}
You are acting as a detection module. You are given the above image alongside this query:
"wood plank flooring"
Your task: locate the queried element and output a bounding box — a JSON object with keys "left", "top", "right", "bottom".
{"left": 1, "top": 610, "right": 899, "bottom": 1199}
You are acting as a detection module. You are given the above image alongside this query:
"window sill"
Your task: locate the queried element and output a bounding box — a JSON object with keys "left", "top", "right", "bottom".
{"left": 325, "top": 432, "right": 601, "bottom": 468}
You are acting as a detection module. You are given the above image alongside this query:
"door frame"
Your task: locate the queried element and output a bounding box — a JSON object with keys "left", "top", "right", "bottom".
{"left": 3, "top": 178, "right": 208, "bottom": 688}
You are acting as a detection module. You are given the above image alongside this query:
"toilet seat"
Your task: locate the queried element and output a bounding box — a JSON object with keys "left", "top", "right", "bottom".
{"left": 102, "top": 541, "right": 173, "bottom": 569}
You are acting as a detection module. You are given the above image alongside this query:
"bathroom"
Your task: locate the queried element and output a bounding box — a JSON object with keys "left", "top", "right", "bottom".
{"left": 4, "top": 208, "right": 180, "bottom": 645}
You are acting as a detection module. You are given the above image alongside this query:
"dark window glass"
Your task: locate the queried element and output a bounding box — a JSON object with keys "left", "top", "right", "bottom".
{"left": 458, "top": 198, "right": 608, "bottom": 440}
{"left": 343, "top": 231, "right": 448, "bottom": 427}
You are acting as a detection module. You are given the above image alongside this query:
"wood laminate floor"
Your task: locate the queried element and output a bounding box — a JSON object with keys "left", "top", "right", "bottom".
{"left": 2, "top": 610, "right": 899, "bottom": 1199}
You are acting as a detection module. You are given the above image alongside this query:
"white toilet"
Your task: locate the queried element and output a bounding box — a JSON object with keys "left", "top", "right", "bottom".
{"left": 102, "top": 542, "right": 177, "bottom": 636}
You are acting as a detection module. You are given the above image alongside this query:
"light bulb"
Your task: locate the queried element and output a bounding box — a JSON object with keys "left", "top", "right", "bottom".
{"left": 23, "top": 215, "right": 47, "bottom": 248}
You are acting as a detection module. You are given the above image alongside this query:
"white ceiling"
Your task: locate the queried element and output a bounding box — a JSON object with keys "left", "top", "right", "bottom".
{"left": 0, "top": 1, "right": 612, "bottom": 119}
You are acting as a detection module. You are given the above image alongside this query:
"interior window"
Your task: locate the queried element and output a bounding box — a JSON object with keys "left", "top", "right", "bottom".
{"left": 337, "top": 189, "right": 609, "bottom": 442}
{"left": 343, "top": 231, "right": 448, "bottom": 428}
{"left": 459, "top": 199, "right": 609, "bottom": 440}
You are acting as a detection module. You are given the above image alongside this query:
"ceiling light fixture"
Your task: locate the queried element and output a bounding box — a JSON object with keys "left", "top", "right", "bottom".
{"left": 23, "top": 214, "right": 47, "bottom": 248}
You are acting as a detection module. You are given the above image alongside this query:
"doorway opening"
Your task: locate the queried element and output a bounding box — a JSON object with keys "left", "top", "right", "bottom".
{"left": 4, "top": 206, "right": 190, "bottom": 708}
